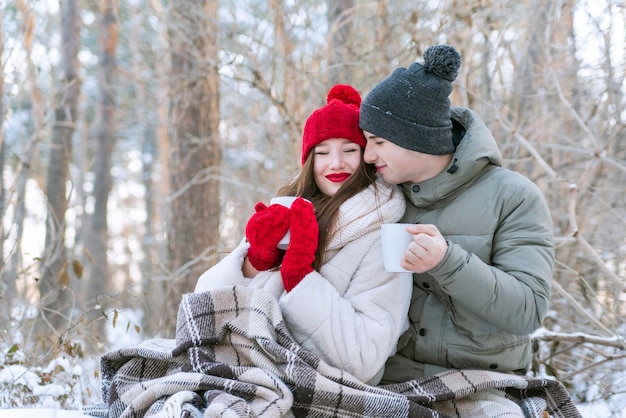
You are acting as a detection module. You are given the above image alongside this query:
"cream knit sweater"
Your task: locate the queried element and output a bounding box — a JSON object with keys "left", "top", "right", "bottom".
{"left": 195, "top": 177, "right": 412, "bottom": 385}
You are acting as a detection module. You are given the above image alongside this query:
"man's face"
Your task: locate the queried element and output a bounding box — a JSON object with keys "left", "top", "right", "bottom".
{"left": 363, "top": 131, "right": 437, "bottom": 184}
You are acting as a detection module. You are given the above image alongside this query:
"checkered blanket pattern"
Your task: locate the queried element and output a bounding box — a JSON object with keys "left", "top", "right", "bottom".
{"left": 83, "top": 286, "right": 581, "bottom": 417}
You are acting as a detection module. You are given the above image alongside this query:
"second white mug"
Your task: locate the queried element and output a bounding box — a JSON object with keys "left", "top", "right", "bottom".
{"left": 381, "top": 223, "right": 414, "bottom": 273}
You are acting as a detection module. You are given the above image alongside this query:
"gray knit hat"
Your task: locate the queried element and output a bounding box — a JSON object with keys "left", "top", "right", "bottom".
{"left": 359, "top": 45, "right": 462, "bottom": 155}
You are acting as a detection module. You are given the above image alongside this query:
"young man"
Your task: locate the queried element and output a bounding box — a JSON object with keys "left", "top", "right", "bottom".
{"left": 359, "top": 45, "right": 554, "bottom": 397}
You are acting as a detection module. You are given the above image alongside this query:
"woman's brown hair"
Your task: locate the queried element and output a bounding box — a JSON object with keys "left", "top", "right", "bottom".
{"left": 276, "top": 149, "right": 377, "bottom": 270}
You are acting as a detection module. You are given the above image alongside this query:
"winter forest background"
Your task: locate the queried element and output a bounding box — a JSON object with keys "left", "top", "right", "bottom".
{"left": 1, "top": 0, "right": 625, "bottom": 415}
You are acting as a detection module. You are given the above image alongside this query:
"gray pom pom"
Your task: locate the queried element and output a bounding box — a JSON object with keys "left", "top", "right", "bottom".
{"left": 423, "top": 45, "right": 462, "bottom": 82}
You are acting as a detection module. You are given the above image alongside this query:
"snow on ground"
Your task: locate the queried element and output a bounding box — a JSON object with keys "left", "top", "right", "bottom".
{"left": 577, "top": 394, "right": 626, "bottom": 417}
{"left": 0, "top": 410, "right": 88, "bottom": 417}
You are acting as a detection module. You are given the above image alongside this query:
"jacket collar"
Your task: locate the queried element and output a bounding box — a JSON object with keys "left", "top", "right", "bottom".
{"left": 403, "top": 107, "right": 502, "bottom": 208}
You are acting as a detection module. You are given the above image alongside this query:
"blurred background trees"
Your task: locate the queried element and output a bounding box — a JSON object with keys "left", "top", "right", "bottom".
{"left": 1, "top": 0, "right": 625, "bottom": 413}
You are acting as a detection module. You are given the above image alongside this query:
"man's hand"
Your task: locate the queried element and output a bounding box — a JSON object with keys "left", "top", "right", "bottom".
{"left": 400, "top": 224, "right": 448, "bottom": 273}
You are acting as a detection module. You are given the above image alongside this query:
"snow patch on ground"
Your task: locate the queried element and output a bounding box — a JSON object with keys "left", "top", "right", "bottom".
{"left": 0, "top": 410, "right": 89, "bottom": 417}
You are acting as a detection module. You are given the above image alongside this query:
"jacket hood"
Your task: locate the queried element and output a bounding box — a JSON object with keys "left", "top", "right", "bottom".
{"left": 402, "top": 107, "right": 502, "bottom": 207}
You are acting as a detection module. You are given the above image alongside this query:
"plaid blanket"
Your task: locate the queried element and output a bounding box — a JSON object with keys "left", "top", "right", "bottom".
{"left": 83, "top": 286, "right": 581, "bottom": 418}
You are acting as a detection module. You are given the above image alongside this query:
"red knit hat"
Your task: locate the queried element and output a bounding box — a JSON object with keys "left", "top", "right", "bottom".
{"left": 301, "top": 84, "right": 367, "bottom": 164}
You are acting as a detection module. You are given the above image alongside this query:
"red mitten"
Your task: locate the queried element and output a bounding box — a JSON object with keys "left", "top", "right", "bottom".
{"left": 281, "top": 197, "right": 318, "bottom": 292}
{"left": 245, "top": 202, "right": 291, "bottom": 271}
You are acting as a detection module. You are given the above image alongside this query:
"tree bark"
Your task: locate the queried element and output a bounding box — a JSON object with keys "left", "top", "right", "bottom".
{"left": 37, "top": 0, "right": 82, "bottom": 340}
{"left": 327, "top": 0, "right": 355, "bottom": 86}
{"left": 9, "top": 0, "right": 46, "bottom": 302}
{"left": 0, "top": 8, "right": 8, "bottom": 328}
{"left": 164, "top": 0, "right": 221, "bottom": 336}
{"left": 82, "top": 0, "right": 118, "bottom": 345}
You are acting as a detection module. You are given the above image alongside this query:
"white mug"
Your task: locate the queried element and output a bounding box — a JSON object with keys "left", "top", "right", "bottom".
{"left": 269, "top": 196, "right": 302, "bottom": 250}
{"left": 381, "top": 223, "right": 414, "bottom": 273}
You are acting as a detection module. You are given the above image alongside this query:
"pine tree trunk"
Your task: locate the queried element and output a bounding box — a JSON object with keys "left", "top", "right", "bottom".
{"left": 37, "top": 0, "right": 82, "bottom": 340}
{"left": 327, "top": 0, "right": 355, "bottom": 86}
{"left": 164, "top": 0, "right": 221, "bottom": 336}
{"left": 82, "top": 0, "right": 118, "bottom": 347}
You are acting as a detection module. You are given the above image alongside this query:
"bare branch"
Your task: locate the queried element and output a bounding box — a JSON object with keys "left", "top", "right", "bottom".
{"left": 533, "top": 329, "right": 626, "bottom": 350}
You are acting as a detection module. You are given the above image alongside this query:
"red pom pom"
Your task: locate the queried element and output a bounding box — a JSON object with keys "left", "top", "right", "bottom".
{"left": 326, "top": 84, "right": 361, "bottom": 107}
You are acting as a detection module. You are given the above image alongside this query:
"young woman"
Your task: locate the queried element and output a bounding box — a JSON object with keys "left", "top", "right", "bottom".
{"left": 194, "top": 84, "right": 412, "bottom": 385}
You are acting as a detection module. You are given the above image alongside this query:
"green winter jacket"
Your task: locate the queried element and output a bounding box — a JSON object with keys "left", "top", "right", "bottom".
{"left": 380, "top": 107, "right": 554, "bottom": 383}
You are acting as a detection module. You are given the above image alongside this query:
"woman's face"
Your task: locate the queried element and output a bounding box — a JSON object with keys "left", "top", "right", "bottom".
{"left": 313, "top": 138, "right": 362, "bottom": 196}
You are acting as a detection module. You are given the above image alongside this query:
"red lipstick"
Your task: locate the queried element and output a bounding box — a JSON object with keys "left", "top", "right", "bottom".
{"left": 326, "top": 173, "right": 350, "bottom": 182}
